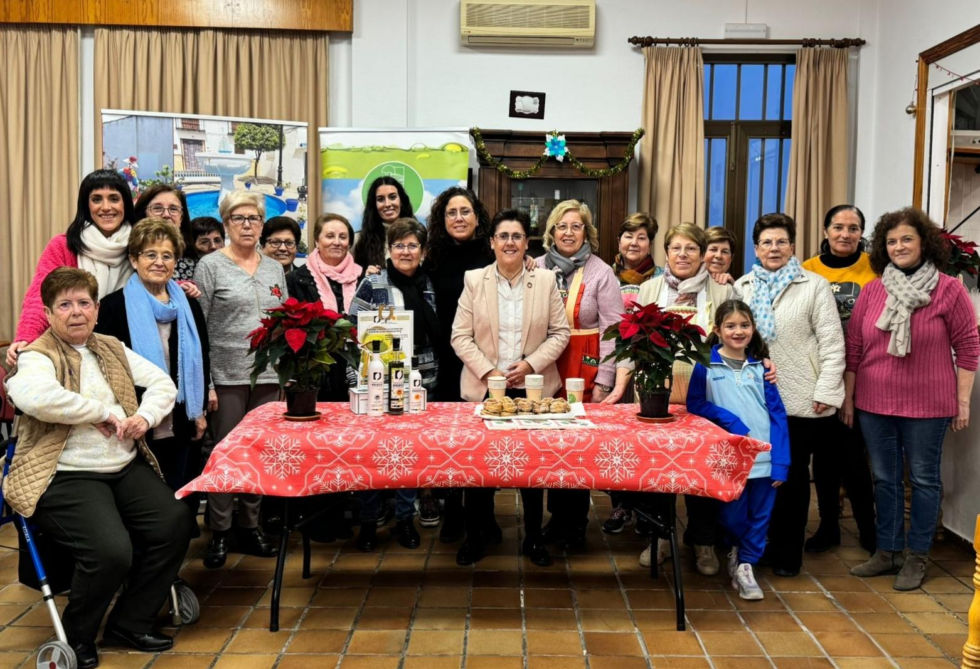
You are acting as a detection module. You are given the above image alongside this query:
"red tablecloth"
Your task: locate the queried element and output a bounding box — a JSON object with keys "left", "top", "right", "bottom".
{"left": 177, "top": 402, "right": 769, "bottom": 502}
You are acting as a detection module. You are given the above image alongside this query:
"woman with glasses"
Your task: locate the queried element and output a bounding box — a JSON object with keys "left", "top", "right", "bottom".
{"left": 134, "top": 186, "right": 197, "bottom": 283}
{"left": 261, "top": 216, "right": 301, "bottom": 275}
{"left": 733, "top": 213, "right": 846, "bottom": 578}
{"left": 534, "top": 200, "right": 624, "bottom": 552}
{"left": 347, "top": 218, "right": 440, "bottom": 552}
{"left": 193, "top": 191, "right": 286, "bottom": 569}
{"left": 191, "top": 217, "right": 225, "bottom": 258}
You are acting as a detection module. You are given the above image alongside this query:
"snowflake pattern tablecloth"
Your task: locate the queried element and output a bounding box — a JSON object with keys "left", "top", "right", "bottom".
{"left": 177, "top": 402, "right": 770, "bottom": 502}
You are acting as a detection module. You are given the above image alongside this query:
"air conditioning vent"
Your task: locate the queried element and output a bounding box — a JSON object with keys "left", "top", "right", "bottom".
{"left": 461, "top": 0, "right": 595, "bottom": 49}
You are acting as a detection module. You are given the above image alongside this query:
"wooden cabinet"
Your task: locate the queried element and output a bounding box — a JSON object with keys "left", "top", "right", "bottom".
{"left": 472, "top": 129, "right": 635, "bottom": 263}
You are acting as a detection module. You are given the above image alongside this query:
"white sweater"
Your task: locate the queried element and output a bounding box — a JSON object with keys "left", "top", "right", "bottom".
{"left": 7, "top": 345, "right": 176, "bottom": 472}
{"left": 733, "top": 270, "right": 846, "bottom": 418}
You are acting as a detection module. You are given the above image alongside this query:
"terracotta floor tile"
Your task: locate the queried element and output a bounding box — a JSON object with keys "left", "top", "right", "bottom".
{"left": 627, "top": 590, "right": 677, "bottom": 610}
{"left": 466, "top": 630, "right": 524, "bottom": 655}
{"left": 780, "top": 593, "right": 837, "bottom": 612}
{"left": 925, "top": 634, "right": 966, "bottom": 659}
{"left": 524, "top": 589, "right": 575, "bottom": 609}
{"left": 930, "top": 593, "right": 972, "bottom": 614}
{"left": 378, "top": 554, "right": 427, "bottom": 571}
{"left": 588, "top": 656, "right": 649, "bottom": 669}
{"left": 224, "top": 629, "right": 291, "bottom": 654}
{"left": 407, "top": 630, "right": 465, "bottom": 655}
{"left": 902, "top": 612, "right": 967, "bottom": 634}
{"left": 894, "top": 659, "right": 959, "bottom": 669}
{"left": 416, "top": 587, "right": 470, "bottom": 608}
{"left": 833, "top": 592, "right": 893, "bottom": 614}
{"left": 464, "top": 657, "right": 525, "bottom": 669}
{"left": 364, "top": 587, "right": 418, "bottom": 608}
{"left": 578, "top": 609, "right": 636, "bottom": 632}
{"left": 332, "top": 553, "right": 382, "bottom": 572}
{"left": 298, "top": 606, "right": 358, "bottom": 629}
{"left": 796, "top": 612, "right": 859, "bottom": 633}
{"left": 311, "top": 588, "right": 369, "bottom": 607}
{"left": 932, "top": 561, "right": 975, "bottom": 577}
{"left": 275, "top": 655, "right": 340, "bottom": 669}
{"left": 0, "top": 653, "right": 29, "bottom": 669}
{"left": 768, "top": 574, "right": 821, "bottom": 592}
{"left": 338, "top": 656, "right": 401, "bottom": 669}
{"left": 196, "top": 605, "right": 252, "bottom": 628}
{"left": 871, "top": 633, "right": 943, "bottom": 658}
{"left": 686, "top": 610, "right": 747, "bottom": 632}
{"left": 583, "top": 631, "right": 644, "bottom": 656}
{"left": 710, "top": 658, "right": 774, "bottom": 669}
{"left": 642, "top": 631, "right": 704, "bottom": 655}
{"left": 816, "top": 576, "right": 871, "bottom": 592}
{"left": 812, "top": 631, "right": 883, "bottom": 657}
{"left": 881, "top": 595, "right": 946, "bottom": 614}
{"left": 469, "top": 607, "right": 523, "bottom": 630}
{"left": 572, "top": 573, "right": 621, "bottom": 590}
{"left": 355, "top": 606, "right": 414, "bottom": 630}
{"left": 575, "top": 589, "right": 628, "bottom": 609}
{"left": 526, "top": 656, "right": 587, "bottom": 669}
{"left": 684, "top": 591, "right": 735, "bottom": 610}
{"left": 421, "top": 571, "right": 472, "bottom": 589}
{"left": 212, "top": 654, "right": 278, "bottom": 669}
{"left": 698, "top": 632, "right": 765, "bottom": 656}
{"left": 730, "top": 593, "right": 787, "bottom": 611}
{"left": 170, "top": 627, "right": 233, "bottom": 653}
{"left": 755, "top": 631, "right": 823, "bottom": 657}
{"left": 741, "top": 611, "right": 802, "bottom": 632}
{"left": 403, "top": 656, "right": 462, "bottom": 669}
{"left": 632, "top": 610, "right": 681, "bottom": 633}
{"left": 0, "top": 584, "right": 42, "bottom": 604}
{"left": 771, "top": 658, "right": 834, "bottom": 669}
{"left": 648, "top": 657, "right": 712, "bottom": 669}
{"left": 411, "top": 607, "right": 467, "bottom": 630}
{"left": 920, "top": 577, "right": 971, "bottom": 594}
{"left": 92, "top": 653, "right": 153, "bottom": 669}
{"left": 346, "top": 629, "right": 407, "bottom": 655}
{"left": 849, "top": 612, "right": 915, "bottom": 634}
{"left": 321, "top": 573, "right": 374, "bottom": 589}
{"left": 285, "top": 629, "right": 349, "bottom": 654}
{"left": 470, "top": 588, "right": 521, "bottom": 608}
{"left": 833, "top": 659, "right": 895, "bottom": 669}
{"left": 149, "top": 656, "right": 216, "bottom": 669}
{"left": 526, "top": 630, "right": 585, "bottom": 655}
{"left": 472, "top": 571, "right": 521, "bottom": 588}
{"left": 8, "top": 603, "right": 65, "bottom": 627}
{"left": 524, "top": 607, "right": 579, "bottom": 630}
{"left": 203, "top": 587, "right": 266, "bottom": 607}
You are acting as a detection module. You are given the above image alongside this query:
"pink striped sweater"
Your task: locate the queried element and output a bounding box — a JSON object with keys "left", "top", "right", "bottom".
{"left": 846, "top": 273, "right": 979, "bottom": 418}
{"left": 14, "top": 235, "right": 78, "bottom": 344}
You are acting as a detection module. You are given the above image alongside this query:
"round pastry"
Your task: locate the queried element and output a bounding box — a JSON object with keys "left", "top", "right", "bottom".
{"left": 500, "top": 410, "right": 517, "bottom": 418}
{"left": 532, "top": 401, "right": 551, "bottom": 414}
{"left": 483, "top": 398, "right": 502, "bottom": 414}
{"left": 516, "top": 398, "right": 534, "bottom": 414}
{"left": 550, "top": 399, "right": 571, "bottom": 414}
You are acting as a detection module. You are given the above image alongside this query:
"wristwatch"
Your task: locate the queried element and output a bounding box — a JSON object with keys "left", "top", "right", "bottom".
{"left": 594, "top": 383, "right": 613, "bottom": 393}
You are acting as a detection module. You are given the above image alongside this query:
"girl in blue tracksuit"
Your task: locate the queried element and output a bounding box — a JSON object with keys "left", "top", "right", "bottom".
{"left": 687, "top": 299, "right": 790, "bottom": 600}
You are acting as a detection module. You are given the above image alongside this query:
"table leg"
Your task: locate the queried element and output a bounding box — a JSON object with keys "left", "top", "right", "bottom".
{"left": 270, "top": 499, "right": 291, "bottom": 632}
{"left": 302, "top": 531, "right": 312, "bottom": 579}
{"left": 668, "top": 502, "right": 686, "bottom": 631}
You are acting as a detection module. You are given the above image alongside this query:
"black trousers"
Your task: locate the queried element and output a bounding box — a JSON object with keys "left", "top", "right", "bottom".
{"left": 767, "top": 415, "right": 838, "bottom": 571}
{"left": 547, "top": 489, "right": 591, "bottom": 532}
{"left": 149, "top": 436, "right": 200, "bottom": 532}
{"left": 32, "top": 459, "right": 192, "bottom": 644}
{"left": 811, "top": 415, "right": 876, "bottom": 537}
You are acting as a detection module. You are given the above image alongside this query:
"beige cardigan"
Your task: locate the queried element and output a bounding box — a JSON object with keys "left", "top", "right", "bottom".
{"left": 451, "top": 263, "right": 571, "bottom": 403}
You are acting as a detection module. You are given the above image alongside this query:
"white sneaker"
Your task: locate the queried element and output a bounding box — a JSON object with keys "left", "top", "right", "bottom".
{"left": 727, "top": 548, "right": 739, "bottom": 578}
{"left": 657, "top": 538, "right": 671, "bottom": 565}
{"left": 733, "top": 563, "right": 764, "bottom": 600}
{"left": 695, "top": 545, "right": 720, "bottom": 576}
{"left": 639, "top": 543, "right": 652, "bottom": 568}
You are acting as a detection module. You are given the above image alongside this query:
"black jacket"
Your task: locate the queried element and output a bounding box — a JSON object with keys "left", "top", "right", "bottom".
{"left": 95, "top": 288, "right": 211, "bottom": 445}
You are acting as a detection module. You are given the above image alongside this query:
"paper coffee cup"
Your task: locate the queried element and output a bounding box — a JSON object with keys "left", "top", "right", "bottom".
{"left": 566, "top": 378, "right": 585, "bottom": 404}
{"left": 525, "top": 374, "right": 544, "bottom": 401}
{"left": 488, "top": 376, "right": 507, "bottom": 399}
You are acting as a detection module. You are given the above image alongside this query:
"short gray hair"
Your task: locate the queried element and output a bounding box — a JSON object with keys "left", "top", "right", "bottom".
{"left": 219, "top": 191, "right": 265, "bottom": 222}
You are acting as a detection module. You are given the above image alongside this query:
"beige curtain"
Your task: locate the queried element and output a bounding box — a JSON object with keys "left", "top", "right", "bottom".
{"left": 784, "top": 48, "right": 849, "bottom": 260}
{"left": 0, "top": 27, "right": 79, "bottom": 341}
{"left": 638, "top": 47, "right": 705, "bottom": 266}
{"left": 94, "top": 28, "right": 329, "bottom": 219}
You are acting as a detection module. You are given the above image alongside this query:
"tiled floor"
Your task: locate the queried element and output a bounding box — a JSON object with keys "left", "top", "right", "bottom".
{"left": 0, "top": 491, "right": 973, "bottom": 669}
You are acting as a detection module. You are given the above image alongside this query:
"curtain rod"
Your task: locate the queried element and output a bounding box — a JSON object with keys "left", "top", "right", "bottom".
{"left": 628, "top": 37, "right": 866, "bottom": 48}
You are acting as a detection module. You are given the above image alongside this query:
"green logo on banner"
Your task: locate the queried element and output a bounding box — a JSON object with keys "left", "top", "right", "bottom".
{"left": 362, "top": 162, "right": 425, "bottom": 215}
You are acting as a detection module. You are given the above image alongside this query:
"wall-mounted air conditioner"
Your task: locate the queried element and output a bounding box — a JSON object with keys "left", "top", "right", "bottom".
{"left": 460, "top": 0, "right": 596, "bottom": 49}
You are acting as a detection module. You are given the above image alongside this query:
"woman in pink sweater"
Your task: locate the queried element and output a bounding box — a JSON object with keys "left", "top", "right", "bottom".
{"left": 843, "top": 208, "right": 978, "bottom": 591}
{"left": 6, "top": 170, "right": 138, "bottom": 367}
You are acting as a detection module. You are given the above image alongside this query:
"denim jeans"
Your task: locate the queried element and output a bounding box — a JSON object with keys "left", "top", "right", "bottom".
{"left": 857, "top": 411, "right": 950, "bottom": 555}
{"left": 360, "top": 490, "right": 417, "bottom": 522}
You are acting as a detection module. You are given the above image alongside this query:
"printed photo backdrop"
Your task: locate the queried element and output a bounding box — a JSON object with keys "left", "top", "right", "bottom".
{"left": 319, "top": 129, "right": 472, "bottom": 230}
{"left": 102, "top": 110, "right": 310, "bottom": 249}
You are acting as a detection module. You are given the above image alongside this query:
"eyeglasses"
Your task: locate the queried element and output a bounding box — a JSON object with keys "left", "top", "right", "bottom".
{"left": 555, "top": 223, "right": 585, "bottom": 233}
{"left": 266, "top": 240, "right": 296, "bottom": 249}
{"left": 758, "top": 239, "right": 791, "bottom": 250}
{"left": 494, "top": 233, "right": 526, "bottom": 243}
{"left": 147, "top": 204, "right": 183, "bottom": 217}
{"left": 390, "top": 243, "right": 421, "bottom": 252}
{"left": 446, "top": 208, "right": 473, "bottom": 220}
{"left": 228, "top": 215, "right": 262, "bottom": 227}
{"left": 196, "top": 237, "right": 225, "bottom": 249}
{"left": 138, "top": 251, "right": 176, "bottom": 263}
{"left": 667, "top": 245, "right": 700, "bottom": 256}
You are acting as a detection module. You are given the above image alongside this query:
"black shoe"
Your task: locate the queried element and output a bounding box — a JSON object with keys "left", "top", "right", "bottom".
{"left": 772, "top": 565, "right": 800, "bottom": 578}
{"left": 203, "top": 531, "right": 230, "bottom": 569}
{"left": 456, "top": 538, "right": 487, "bottom": 565}
{"left": 236, "top": 527, "right": 279, "bottom": 558}
{"left": 395, "top": 518, "right": 421, "bottom": 549}
{"left": 541, "top": 519, "right": 564, "bottom": 543}
{"left": 560, "top": 526, "right": 587, "bottom": 552}
{"left": 440, "top": 509, "right": 465, "bottom": 543}
{"left": 70, "top": 640, "right": 99, "bottom": 669}
{"left": 102, "top": 627, "right": 174, "bottom": 652}
{"left": 356, "top": 522, "right": 377, "bottom": 552}
{"left": 634, "top": 514, "right": 654, "bottom": 537}
{"left": 419, "top": 495, "right": 441, "bottom": 528}
{"left": 522, "top": 537, "right": 552, "bottom": 567}
{"left": 804, "top": 525, "right": 841, "bottom": 553}
{"left": 483, "top": 520, "right": 503, "bottom": 545}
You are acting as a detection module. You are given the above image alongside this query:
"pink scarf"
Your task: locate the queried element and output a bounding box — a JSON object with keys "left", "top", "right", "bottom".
{"left": 308, "top": 251, "right": 362, "bottom": 313}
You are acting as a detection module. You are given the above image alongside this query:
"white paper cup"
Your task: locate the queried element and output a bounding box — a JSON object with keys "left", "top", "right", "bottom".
{"left": 566, "top": 378, "right": 585, "bottom": 404}
{"left": 525, "top": 374, "right": 544, "bottom": 401}
{"left": 488, "top": 376, "right": 507, "bottom": 399}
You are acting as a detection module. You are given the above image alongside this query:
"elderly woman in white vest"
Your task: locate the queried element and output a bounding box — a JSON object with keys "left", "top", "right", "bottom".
{"left": 5, "top": 268, "right": 188, "bottom": 668}
{"left": 733, "top": 213, "right": 845, "bottom": 578}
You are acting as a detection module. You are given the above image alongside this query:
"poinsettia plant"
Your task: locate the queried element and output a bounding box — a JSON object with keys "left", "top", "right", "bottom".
{"left": 602, "top": 300, "right": 712, "bottom": 396}
{"left": 247, "top": 298, "right": 360, "bottom": 392}
{"left": 941, "top": 231, "right": 980, "bottom": 279}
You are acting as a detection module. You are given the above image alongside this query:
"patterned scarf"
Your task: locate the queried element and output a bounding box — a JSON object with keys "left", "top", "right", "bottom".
{"left": 613, "top": 254, "right": 658, "bottom": 286}
{"left": 749, "top": 256, "right": 803, "bottom": 343}
{"left": 876, "top": 261, "right": 939, "bottom": 357}
{"left": 664, "top": 263, "right": 710, "bottom": 307}
{"left": 545, "top": 243, "right": 591, "bottom": 290}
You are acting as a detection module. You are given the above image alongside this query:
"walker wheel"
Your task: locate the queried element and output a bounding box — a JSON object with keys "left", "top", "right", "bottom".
{"left": 35, "top": 640, "right": 76, "bottom": 669}
{"left": 174, "top": 581, "right": 200, "bottom": 625}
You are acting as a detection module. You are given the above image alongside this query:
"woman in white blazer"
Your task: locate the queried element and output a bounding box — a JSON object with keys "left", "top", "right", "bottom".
{"left": 451, "top": 208, "right": 571, "bottom": 569}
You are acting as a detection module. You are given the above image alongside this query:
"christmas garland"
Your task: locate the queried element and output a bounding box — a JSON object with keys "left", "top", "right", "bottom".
{"left": 471, "top": 127, "right": 645, "bottom": 179}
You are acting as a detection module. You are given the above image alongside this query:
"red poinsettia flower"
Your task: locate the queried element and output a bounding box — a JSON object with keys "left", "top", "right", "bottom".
{"left": 649, "top": 330, "right": 668, "bottom": 347}
{"left": 284, "top": 327, "right": 307, "bottom": 353}
{"left": 247, "top": 325, "right": 268, "bottom": 350}
{"left": 619, "top": 320, "right": 641, "bottom": 340}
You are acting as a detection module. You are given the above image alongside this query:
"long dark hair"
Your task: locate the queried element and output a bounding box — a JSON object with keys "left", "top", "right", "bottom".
{"left": 66, "top": 169, "right": 137, "bottom": 256}
{"left": 820, "top": 204, "right": 866, "bottom": 255}
{"left": 134, "top": 185, "right": 193, "bottom": 258}
{"left": 353, "top": 176, "right": 413, "bottom": 267}
{"left": 424, "top": 186, "right": 492, "bottom": 269}
{"left": 707, "top": 300, "right": 770, "bottom": 361}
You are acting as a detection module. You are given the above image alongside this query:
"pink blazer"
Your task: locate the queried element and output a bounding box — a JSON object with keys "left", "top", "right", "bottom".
{"left": 451, "top": 263, "right": 571, "bottom": 403}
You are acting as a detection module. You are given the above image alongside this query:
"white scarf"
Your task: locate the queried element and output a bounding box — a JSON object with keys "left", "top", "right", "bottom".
{"left": 876, "top": 261, "right": 939, "bottom": 357}
{"left": 77, "top": 222, "right": 133, "bottom": 299}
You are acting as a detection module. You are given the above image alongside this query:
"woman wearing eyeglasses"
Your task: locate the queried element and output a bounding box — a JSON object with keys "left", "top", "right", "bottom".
{"left": 534, "top": 200, "right": 624, "bottom": 551}
{"left": 260, "top": 216, "right": 301, "bottom": 275}
{"left": 134, "top": 186, "right": 196, "bottom": 281}
{"left": 192, "top": 191, "right": 287, "bottom": 569}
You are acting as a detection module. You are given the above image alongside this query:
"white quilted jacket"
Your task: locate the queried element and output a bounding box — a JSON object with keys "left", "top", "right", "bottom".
{"left": 733, "top": 270, "right": 845, "bottom": 418}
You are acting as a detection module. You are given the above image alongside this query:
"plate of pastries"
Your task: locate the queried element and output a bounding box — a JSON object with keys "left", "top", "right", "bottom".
{"left": 476, "top": 397, "right": 585, "bottom": 420}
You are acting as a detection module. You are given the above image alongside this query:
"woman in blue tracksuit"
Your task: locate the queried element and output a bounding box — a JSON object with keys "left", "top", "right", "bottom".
{"left": 687, "top": 299, "right": 790, "bottom": 601}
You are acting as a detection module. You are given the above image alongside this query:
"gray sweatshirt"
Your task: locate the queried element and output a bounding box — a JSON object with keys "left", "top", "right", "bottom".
{"left": 194, "top": 251, "right": 288, "bottom": 386}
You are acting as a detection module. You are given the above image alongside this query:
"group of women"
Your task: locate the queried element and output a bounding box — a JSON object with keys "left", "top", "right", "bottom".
{"left": 3, "top": 168, "right": 977, "bottom": 665}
